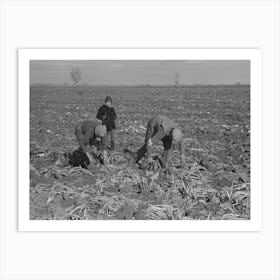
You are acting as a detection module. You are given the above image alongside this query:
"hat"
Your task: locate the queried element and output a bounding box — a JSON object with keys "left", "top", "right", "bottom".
{"left": 172, "top": 128, "right": 182, "bottom": 142}
{"left": 95, "top": 125, "right": 107, "bottom": 137}
{"left": 104, "top": 96, "right": 112, "bottom": 103}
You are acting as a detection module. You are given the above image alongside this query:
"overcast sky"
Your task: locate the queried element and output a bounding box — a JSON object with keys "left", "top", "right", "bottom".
{"left": 30, "top": 60, "right": 250, "bottom": 85}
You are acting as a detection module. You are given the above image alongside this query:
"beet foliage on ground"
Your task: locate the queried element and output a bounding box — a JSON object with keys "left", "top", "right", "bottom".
{"left": 30, "top": 85, "right": 250, "bottom": 220}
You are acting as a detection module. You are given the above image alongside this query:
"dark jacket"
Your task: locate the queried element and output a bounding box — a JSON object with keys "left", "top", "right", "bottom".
{"left": 96, "top": 105, "right": 117, "bottom": 131}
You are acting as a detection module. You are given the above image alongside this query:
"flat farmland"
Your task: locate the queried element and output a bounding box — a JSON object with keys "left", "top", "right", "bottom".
{"left": 30, "top": 85, "right": 250, "bottom": 220}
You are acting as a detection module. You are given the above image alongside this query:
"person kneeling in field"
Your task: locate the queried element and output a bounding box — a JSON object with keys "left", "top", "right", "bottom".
{"left": 96, "top": 96, "right": 117, "bottom": 151}
{"left": 75, "top": 120, "right": 107, "bottom": 166}
{"left": 133, "top": 114, "right": 185, "bottom": 169}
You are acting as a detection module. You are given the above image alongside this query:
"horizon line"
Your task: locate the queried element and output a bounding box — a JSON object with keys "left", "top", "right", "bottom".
{"left": 30, "top": 83, "right": 250, "bottom": 87}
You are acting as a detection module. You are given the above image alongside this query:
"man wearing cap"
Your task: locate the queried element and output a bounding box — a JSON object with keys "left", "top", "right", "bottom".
{"left": 96, "top": 96, "right": 117, "bottom": 150}
{"left": 75, "top": 120, "right": 107, "bottom": 164}
{"left": 134, "top": 114, "right": 185, "bottom": 168}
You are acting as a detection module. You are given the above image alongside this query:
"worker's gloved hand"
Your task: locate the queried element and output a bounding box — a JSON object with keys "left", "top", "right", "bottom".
{"left": 97, "top": 151, "right": 103, "bottom": 164}
{"left": 86, "top": 152, "right": 94, "bottom": 163}
{"left": 147, "top": 139, "right": 153, "bottom": 147}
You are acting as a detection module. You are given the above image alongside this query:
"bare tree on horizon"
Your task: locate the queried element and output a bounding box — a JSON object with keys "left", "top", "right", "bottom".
{"left": 70, "top": 67, "right": 82, "bottom": 85}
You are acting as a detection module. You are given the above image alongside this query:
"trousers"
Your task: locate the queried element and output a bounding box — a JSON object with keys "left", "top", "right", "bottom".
{"left": 103, "top": 129, "right": 116, "bottom": 150}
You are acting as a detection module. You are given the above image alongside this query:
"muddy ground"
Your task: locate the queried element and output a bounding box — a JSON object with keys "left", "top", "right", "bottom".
{"left": 30, "top": 85, "right": 250, "bottom": 220}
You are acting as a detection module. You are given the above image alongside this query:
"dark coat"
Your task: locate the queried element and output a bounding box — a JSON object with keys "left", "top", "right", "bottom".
{"left": 96, "top": 105, "right": 117, "bottom": 131}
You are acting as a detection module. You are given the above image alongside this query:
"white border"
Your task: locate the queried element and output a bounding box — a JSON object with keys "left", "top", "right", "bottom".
{"left": 18, "top": 49, "right": 262, "bottom": 232}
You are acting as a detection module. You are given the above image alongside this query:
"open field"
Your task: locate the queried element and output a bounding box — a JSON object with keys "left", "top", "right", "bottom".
{"left": 30, "top": 85, "right": 250, "bottom": 220}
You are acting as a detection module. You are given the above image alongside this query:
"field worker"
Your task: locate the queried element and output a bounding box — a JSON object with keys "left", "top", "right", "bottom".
{"left": 75, "top": 120, "right": 107, "bottom": 164}
{"left": 134, "top": 114, "right": 185, "bottom": 168}
{"left": 96, "top": 96, "right": 117, "bottom": 150}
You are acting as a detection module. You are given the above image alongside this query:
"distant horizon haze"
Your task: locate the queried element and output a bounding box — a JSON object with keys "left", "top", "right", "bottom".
{"left": 30, "top": 60, "right": 250, "bottom": 86}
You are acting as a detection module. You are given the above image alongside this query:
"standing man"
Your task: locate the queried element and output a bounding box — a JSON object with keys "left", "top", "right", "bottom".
{"left": 75, "top": 120, "right": 107, "bottom": 164}
{"left": 96, "top": 96, "right": 117, "bottom": 150}
{"left": 134, "top": 114, "right": 185, "bottom": 168}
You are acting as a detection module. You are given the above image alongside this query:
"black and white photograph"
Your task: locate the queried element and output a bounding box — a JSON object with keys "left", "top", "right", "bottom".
{"left": 28, "top": 56, "right": 252, "bottom": 222}
{"left": 2, "top": 1, "right": 280, "bottom": 279}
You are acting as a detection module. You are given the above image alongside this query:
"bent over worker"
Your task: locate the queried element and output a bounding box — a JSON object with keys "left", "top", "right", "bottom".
{"left": 75, "top": 120, "right": 107, "bottom": 164}
{"left": 134, "top": 114, "right": 185, "bottom": 168}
